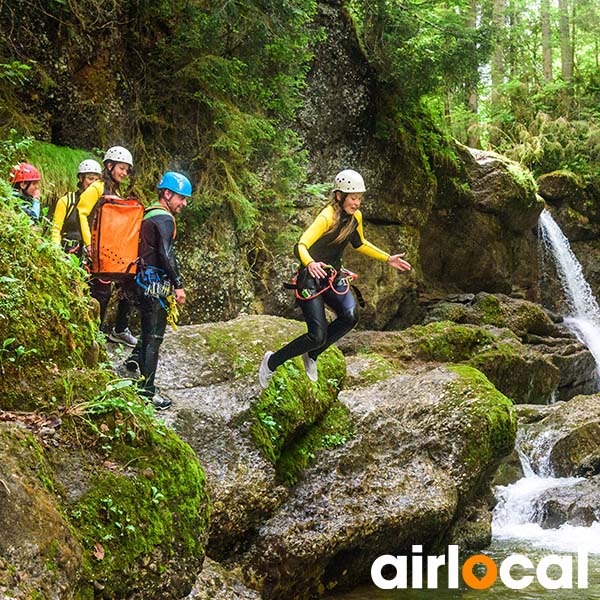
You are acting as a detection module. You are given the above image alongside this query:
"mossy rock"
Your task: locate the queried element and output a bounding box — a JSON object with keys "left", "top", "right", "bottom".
{"left": 0, "top": 423, "right": 83, "bottom": 598}
{"left": 469, "top": 344, "right": 560, "bottom": 404}
{"left": 344, "top": 350, "right": 399, "bottom": 388}
{"left": 251, "top": 347, "right": 346, "bottom": 465}
{"left": 0, "top": 195, "right": 100, "bottom": 411}
{"left": 439, "top": 365, "right": 517, "bottom": 490}
{"left": 425, "top": 293, "right": 561, "bottom": 340}
{"left": 405, "top": 320, "right": 500, "bottom": 362}
{"left": 0, "top": 375, "right": 210, "bottom": 599}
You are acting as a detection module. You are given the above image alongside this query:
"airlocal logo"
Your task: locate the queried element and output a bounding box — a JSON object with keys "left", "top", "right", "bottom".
{"left": 371, "top": 545, "right": 589, "bottom": 590}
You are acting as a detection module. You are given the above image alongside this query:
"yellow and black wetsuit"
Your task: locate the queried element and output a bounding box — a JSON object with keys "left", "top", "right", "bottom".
{"left": 269, "top": 204, "right": 390, "bottom": 372}
{"left": 51, "top": 191, "right": 83, "bottom": 255}
{"left": 76, "top": 179, "right": 106, "bottom": 248}
{"left": 296, "top": 205, "right": 389, "bottom": 268}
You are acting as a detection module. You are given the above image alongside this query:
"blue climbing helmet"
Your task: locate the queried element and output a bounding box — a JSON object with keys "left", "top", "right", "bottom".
{"left": 157, "top": 171, "right": 192, "bottom": 197}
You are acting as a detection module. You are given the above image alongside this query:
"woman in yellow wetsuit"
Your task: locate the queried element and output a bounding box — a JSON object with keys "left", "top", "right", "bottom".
{"left": 51, "top": 159, "right": 102, "bottom": 257}
{"left": 76, "top": 146, "right": 137, "bottom": 347}
{"left": 258, "top": 169, "right": 411, "bottom": 388}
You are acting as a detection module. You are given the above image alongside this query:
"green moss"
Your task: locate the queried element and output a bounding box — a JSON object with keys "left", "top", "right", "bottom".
{"left": 276, "top": 401, "right": 355, "bottom": 485}
{"left": 506, "top": 162, "right": 538, "bottom": 197}
{"left": 476, "top": 294, "right": 504, "bottom": 326}
{"left": 408, "top": 321, "right": 497, "bottom": 362}
{"left": 445, "top": 365, "right": 517, "bottom": 468}
{"left": 469, "top": 346, "right": 560, "bottom": 404}
{"left": 68, "top": 426, "right": 209, "bottom": 596}
{"left": 354, "top": 350, "right": 398, "bottom": 386}
{"left": 0, "top": 193, "right": 99, "bottom": 410}
{"left": 251, "top": 346, "right": 346, "bottom": 464}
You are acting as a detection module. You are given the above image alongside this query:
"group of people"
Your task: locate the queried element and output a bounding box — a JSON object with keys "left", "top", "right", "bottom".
{"left": 9, "top": 154, "right": 411, "bottom": 408}
{"left": 9, "top": 146, "right": 190, "bottom": 410}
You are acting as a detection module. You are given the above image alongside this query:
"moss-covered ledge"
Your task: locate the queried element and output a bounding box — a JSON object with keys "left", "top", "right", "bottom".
{"left": 0, "top": 379, "right": 210, "bottom": 599}
{"left": 0, "top": 189, "right": 101, "bottom": 411}
{"left": 251, "top": 347, "right": 346, "bottom": 466}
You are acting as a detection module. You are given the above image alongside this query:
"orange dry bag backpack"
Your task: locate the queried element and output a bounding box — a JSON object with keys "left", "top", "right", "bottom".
{"left": 90, "top": 194, "right": 144, "bottom": 280}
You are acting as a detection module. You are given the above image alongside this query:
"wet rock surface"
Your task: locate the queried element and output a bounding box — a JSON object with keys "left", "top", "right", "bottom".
{"left": 519, "top": 394, "right": 600, "bottom": 477}
{"left": 532, "top": 476, "right": 600, "bottom": 528}
{"left": 145, "top": 319, "right": 516, "bottom": 598}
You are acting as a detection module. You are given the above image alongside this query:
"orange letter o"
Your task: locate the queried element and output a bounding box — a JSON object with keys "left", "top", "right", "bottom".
{"left": 462, "top": 554, "right": 498, "bottom": 590}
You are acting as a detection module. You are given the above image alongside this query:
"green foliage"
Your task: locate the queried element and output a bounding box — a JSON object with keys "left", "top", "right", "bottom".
{"left": 0, "top": 60, "right": 31, "bottom": 86}
{"left": 130, "top": 0, "right": 320, "bottom": 234}
{"left": 498, "top": 109, "right": 600, "bottom": 178}
{"left": 25, "top": 141, "right": 94, "bottom": 207}
{"left": 348, "top": 0, "right": 492, "bottom": 105}
{"left": 0, "top": 129, "right": 33, "bottom": 174}
{"left": 0, "top": 185, "right": 98, "bottom": 409}
{"left": 70, "top": 378, "right": 158, "bottom": 451}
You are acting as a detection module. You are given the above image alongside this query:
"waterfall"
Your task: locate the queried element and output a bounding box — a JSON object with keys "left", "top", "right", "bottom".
{"left": 491, "top": 209, "right": 600, "bottom": 557}
{"left": 538, "top": 208, "right": 600, "bottom": 376}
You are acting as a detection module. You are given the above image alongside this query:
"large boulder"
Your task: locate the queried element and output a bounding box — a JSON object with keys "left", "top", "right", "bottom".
{"left": 234, "top": 366, "right": 516, "bottom": 598}
{"left": 338, "top": 321, "right": 562, "bottom": 404}
{"left": 519, "top": 394, "right": 600, "bottom": 477}
{"left": 156, "top": 315, "right": 347, "bottom": 559}
{"left": 0, "top": 402, "right": 210, "bottom": 599}
{"left": 422, "top": 147, "right": 544, "bottom": 299}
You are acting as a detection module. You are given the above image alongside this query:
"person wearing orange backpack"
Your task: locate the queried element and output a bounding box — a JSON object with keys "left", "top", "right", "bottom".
{"left": 127, "top": 171, "right": 190, "bottom": 410}
{"left": 258, "top": 169, "right": 412, "bottom": 389}
{"left": 51, "top": 159, "right": 102, "bottom": 258}
{"left": 9, "top": 162, "right": 42, "bottom": 223}
{"left": 77, "top": 146, "right": 137, "bottom": 346}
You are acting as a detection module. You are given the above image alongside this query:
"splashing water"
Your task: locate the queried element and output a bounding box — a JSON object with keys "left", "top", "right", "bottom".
{"left": 538, "top": 209, "right": 600, "bottom": 376}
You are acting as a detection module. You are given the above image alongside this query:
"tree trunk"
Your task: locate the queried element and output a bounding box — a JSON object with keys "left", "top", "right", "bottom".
{"left": 559, "top": 0, "right": 573, "bottom": 85}
{"left": 541, "top": 0, "right": 552, "bottom": 82}
{"left": 489, "top": 0, "right": 505, "bottom": 146}
{"left": 466, "top": 0, "right": 481, "bottom": 147}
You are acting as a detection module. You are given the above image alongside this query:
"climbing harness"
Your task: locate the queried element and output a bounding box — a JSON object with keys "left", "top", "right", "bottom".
{"left": 135, "top": 265, "right": 179, "bottom": 331}
{"left": 285, "top": 265, "right": 359, "bottom": 302}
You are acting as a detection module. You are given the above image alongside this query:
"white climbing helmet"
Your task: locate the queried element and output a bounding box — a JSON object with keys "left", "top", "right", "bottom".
{"left": 103, "top": 146, "right": 133, "bottom": 166}
{"left": 77, "top": 159, "right": 102, "bottom": 175}
{"left": 333, "top": 169, "right": 366, "bottom": 194}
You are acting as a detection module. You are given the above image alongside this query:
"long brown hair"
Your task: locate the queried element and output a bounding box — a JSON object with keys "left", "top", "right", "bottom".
{"left": 324, "top": 191, "right": 356, "bottom": 244}
{"left": 102, "top": 162, "right": 125, "bottom": 196}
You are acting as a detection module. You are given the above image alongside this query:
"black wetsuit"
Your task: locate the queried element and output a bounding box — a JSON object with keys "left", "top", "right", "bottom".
{"left": 135, "top": 204, "right": 182, "bottom": 397}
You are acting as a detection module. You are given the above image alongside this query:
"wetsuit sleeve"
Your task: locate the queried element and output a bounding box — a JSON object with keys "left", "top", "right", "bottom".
{"left": 77, "top": 180, "right": 103, "bottom": 246}
{"left": 353, "top": 210, "right": 390, "bottom": 263}
{"left": 156, "top": 216, "right": 183, "bottom": 289}
{"left": 51, "top": 195, "right": 68, "bottom": 246}
{"left": 297, "top": 206, "right": 334, "bottom": 266}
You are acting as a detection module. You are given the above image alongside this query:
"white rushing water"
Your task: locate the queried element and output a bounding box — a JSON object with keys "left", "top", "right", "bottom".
{"left": 538, "top": 209, "right": 600, "bottom": 376}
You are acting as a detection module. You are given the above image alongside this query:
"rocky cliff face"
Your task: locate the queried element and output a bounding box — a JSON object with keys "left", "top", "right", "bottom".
{"left": 264, "top": 3, "right": 546, "bottom": 329}
{"left": 1, "top": 0, "right": 548, "bottom": 329}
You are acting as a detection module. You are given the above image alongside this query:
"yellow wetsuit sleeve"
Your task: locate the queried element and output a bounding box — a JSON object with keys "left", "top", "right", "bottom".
{"left": 51, "top": 195, "right": 68, "bottom": 246}
{"left": 77, "top": 180, "right": 104, "bottom": 246}
{"left": 354, "top": 210, "right": 390, "bottom": 263}
{"left": 297, "top": 205, "right": 334, "bottom": 266}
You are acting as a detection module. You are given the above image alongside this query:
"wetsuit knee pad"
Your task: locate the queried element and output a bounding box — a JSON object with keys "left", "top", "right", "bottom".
{"left": 341, "top": 306, "right": 359, "bottom": 328}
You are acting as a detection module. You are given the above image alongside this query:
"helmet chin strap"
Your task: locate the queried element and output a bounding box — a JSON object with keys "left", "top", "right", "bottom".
{"left": 161, "top": 190, "right": 176, "bottom": 214}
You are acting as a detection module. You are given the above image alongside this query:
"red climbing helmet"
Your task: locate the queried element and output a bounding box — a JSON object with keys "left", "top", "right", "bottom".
{"left": 9, "top": 162, "right": 41, "bottom": 184}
